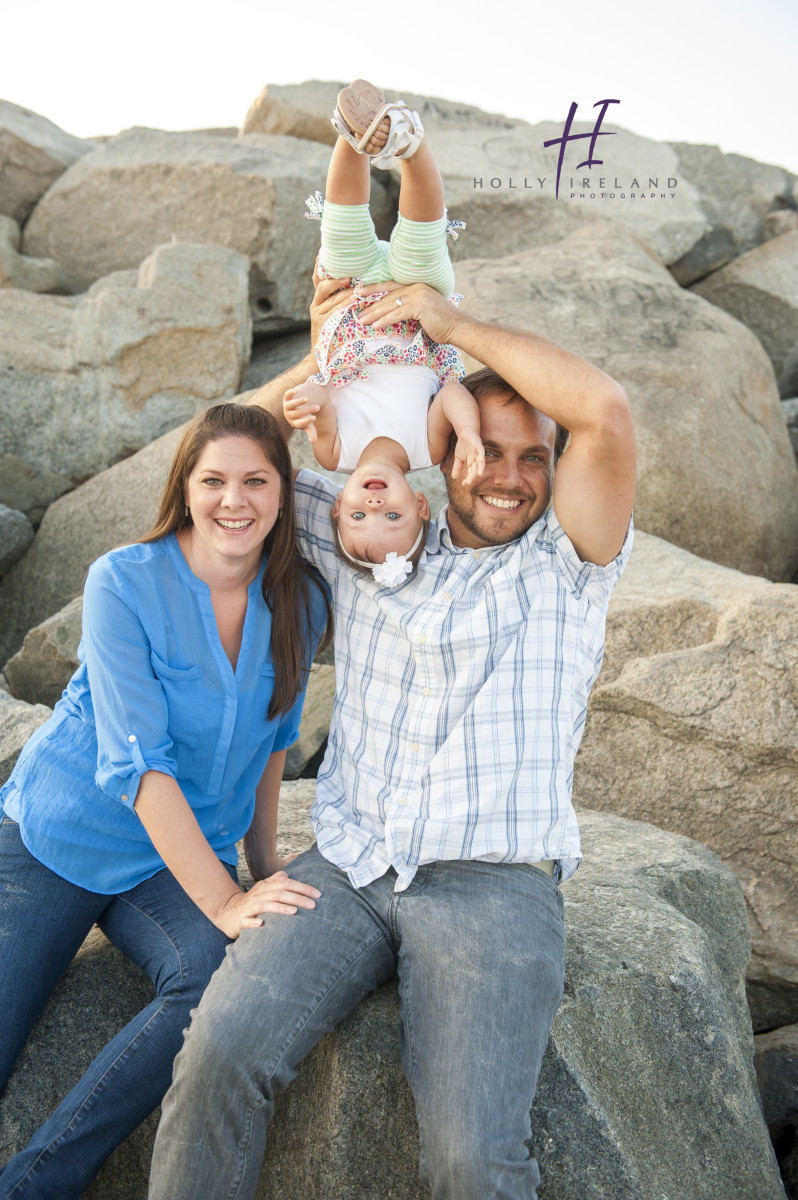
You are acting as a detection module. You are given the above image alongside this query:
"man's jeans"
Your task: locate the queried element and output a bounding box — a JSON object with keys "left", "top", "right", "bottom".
{"left": 0, "top": 818, "right": 232, "bottom": 1200}
{"left": 149, "top": 845, "right": 565, "bottom": 1200}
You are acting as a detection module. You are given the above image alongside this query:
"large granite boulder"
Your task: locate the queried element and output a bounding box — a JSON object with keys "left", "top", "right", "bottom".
{"left": 573, "top": 529, "right": 798, "bottom": 1030}
{"left": 242, "top": 80, "right": 518, "bottom": 146}
{"left": 692, "top": 231, "right": 798, "bottom": 398}
{"left": 0, "top": 794, "right": 783, "bottom": 1199}
{"left": 455, "top": 222, "right": 798, "bottom": 581}
{"left": 0, "top": 215, "right": 67, "bottom": 293}
{"left": 22, "top": 127, "right": 392, "bottom": 334}
{"left": 667, "top": 143, "right": 797, "bottom": 285}
{"left": 0, "top": 690, "right": 51, "bottom": 786}
{"left": 0, "top": 100, "right": 93, "bottom": 225}
{"left": 0, "top": 240, "right": 251, "bottom": 516}
{"left": 0, "top": 504, "right": 33, "bottom": 578}
{"left": 3, "top": 596, "right": 82, "bottom": 708}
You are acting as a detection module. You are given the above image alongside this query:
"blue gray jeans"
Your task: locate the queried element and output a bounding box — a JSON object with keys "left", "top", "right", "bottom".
{"left": 0, "top": 818, "right": 233, "bottom": 1200}
{"left": 149, "top": 844, "right": 565, "bottom": 1200}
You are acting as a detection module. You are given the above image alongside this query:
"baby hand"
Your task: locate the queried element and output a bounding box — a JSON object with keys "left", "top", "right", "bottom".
{"left": 283, "top": 387, "right": 321, "bottom": 443}
{"left": 451, "top": 427, "right": 486, "bottom": 488}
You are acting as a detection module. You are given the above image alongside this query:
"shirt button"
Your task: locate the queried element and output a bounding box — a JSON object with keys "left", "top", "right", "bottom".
{"left": 443, "top": 592, "right": 452, "bottom": 601}
{"left": 419, "top": 634, "right": 426, "bottom": 644}
{"left": 410, "top": 743, "right": 419, "bottom": 752}
{"left": 422, "top": 687, "right": 430, "bottom": 696}
{"left": 128, "top": 734, "right": 137, "bottom": 743}
{"left": 398, "top": 798, "right": 407, "bottom": 806}
{"left": 121, "top": 794, "right": 129, "bottom": 802}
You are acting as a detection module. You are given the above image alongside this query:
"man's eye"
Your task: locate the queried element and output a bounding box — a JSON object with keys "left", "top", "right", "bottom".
{"left": 351, "top": 511, "right": 365, "bottom": 520}
{"left": 386, "top": 512, "right": 400, "bottom": 521}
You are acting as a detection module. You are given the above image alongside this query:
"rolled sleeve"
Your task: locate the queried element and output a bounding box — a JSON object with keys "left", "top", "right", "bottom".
{"left": 82, "top": 559, "right": 178, "bottom": 806}
{"left": 545, "top": 509, "right": 634, "bottom": 604}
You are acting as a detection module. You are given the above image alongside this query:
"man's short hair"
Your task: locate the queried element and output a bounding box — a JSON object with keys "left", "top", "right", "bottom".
{"left": 460, "top": 368, "right": 570, "bottom": 463}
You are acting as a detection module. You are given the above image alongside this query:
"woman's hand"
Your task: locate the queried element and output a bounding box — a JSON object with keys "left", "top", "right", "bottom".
{"left": 215, "top": 871, "right": 320, "bottom": 940}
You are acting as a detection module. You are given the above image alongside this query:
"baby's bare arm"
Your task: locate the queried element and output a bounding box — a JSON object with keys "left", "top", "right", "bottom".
{"left": 283, "top": 381, "right": 341, "bottom": 471}
{"left": 427, "top": 380, "right": 485, "bottom": 485}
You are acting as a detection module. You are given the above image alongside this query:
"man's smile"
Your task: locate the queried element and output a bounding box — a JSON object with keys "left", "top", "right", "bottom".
{"left": 480, "top": 495, "right": 524, "bottom": 510}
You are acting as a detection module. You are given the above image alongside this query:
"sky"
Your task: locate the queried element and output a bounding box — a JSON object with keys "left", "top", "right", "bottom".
{"left": 4, "top": 0, "right": 798, "bottom": 176}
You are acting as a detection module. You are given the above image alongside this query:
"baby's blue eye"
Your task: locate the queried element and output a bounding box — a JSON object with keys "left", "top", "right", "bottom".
{"left": 351, "top": 511, "right": 365, "bottom": 520}
{"left": 386, "top": 512, "right": 400, "bottom": 520}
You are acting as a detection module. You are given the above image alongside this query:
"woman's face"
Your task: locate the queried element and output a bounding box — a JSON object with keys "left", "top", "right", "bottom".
{"left": 183, "top": 436, "right": 283, "bottom": 573}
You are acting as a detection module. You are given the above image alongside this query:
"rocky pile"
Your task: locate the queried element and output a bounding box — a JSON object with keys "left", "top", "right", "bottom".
{"left": 2, "top": 80, "right": 798, "bottom": 1197}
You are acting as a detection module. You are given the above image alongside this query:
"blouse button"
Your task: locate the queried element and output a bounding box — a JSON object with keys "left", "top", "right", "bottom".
{"left": 128, "top": 734, "right": 137, "bottom": 743}
{"left": 121, "top": 794, "right": 129, "bottom": 802}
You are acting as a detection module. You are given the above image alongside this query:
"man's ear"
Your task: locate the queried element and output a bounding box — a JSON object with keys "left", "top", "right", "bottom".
{"left": 416, "top": 492, "right": 431, "bottom": 520}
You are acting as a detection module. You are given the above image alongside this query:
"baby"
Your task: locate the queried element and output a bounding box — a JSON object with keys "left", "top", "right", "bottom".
{"left": 284, "top": 78, "right": 484, "bottom": 587}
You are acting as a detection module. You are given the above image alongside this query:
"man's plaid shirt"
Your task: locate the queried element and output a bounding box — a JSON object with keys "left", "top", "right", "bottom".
{"left": 295, "top": 469, "right": 632, "bottom": 891}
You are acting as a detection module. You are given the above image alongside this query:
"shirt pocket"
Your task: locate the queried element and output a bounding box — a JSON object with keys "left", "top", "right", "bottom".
{"left": 150, "top": 650, "right": 206, "bottom": 750}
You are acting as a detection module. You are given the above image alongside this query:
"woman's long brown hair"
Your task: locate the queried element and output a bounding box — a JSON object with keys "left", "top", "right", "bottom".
{"left": 140, "top": 403, "right": 331, "bottom": 718}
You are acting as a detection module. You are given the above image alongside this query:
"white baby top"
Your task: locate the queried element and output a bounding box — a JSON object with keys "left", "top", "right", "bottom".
{"left": 333, "top": 363, "right": 439, "bottom": 473}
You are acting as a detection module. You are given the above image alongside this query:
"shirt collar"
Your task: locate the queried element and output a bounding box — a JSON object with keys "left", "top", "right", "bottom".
{"left": 427, "top": 504, "right": 550, "bottom": 557}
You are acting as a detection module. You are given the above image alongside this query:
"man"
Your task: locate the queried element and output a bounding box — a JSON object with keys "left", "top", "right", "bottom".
{"left": 148, "top": 280, "right": 636, "bottom": 1200}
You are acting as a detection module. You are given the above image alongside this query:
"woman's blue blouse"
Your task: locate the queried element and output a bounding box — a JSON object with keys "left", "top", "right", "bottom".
{"left": 0, "top": 533, "right": 326, "bottom": 894}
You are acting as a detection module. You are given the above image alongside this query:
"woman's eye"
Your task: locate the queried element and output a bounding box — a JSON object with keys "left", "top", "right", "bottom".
{"left": 202, "top": 477, "right": 222, "bottom": 486}
{"left": 246, "top": 478, "right": 266, "bottom": 486}
{"left": 386, "top": 512, "right": 400, "bottom": 520}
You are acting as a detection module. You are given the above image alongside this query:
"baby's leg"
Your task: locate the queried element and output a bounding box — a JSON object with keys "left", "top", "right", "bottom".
{"left": 319, "top": 139, "right": 386, "bottom": 281}
{"left": 385, "top": 138, "right": 455, "bottom": 295}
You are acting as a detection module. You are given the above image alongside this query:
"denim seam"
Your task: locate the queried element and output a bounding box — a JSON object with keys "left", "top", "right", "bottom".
{"left": 113, "top": 892, "right": 186, "bottom": 993}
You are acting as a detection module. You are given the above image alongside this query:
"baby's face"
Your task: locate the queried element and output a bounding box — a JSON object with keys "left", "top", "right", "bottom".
{"left": 334, "top": 463, "right": 429, "bottom": 563}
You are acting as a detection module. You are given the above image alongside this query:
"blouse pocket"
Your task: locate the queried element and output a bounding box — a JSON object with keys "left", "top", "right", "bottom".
{"left": 150, "top": 650, "right": 205, "bottom": 750}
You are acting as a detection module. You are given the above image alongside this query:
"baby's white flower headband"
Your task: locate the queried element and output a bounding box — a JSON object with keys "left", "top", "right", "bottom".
{"left": 340, "top": 527, "right": 425, "bottom": 586}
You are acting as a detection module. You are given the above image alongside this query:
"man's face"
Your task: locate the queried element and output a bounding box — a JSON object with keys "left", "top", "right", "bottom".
{"left": 441, "top": 394, "right": 557, "bottom": 549}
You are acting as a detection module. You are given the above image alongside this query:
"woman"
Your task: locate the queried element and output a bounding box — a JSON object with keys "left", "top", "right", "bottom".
{"left": 0, "top": 401, "right": 331, "bottom": 1199}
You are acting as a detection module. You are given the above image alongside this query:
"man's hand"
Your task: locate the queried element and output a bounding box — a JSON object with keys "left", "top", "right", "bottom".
{"left": 357, "top": 281, "right": 461, "bottom": 345}
{"left": 310, "top": 272, "right": 354, "bottom": 347}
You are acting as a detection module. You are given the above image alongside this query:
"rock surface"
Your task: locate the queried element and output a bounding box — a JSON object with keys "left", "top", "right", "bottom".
{"left": 573, "top": 529, "right": 798, "bottom": 1031}
{"left": 0, "top": 795, "right": 783, "bottom": 1199}
{"left": 0, "top": 504, "right": 34, "bottom": 577}
{"left": 667, "top": 143, "right": 796, "bottom": 285}
{"left": 4, "top": 595, "right": 82, "bottom": 708}
{"left": 22, "top": 127, "right": 392, "bottom": 334}
{"left": 0, "top": 690, "right": 51, "bottom": 787}
{"left": 0, "top": 241, "right": 251, "bottom": 515}
{"left": 755, "top": 1024, "right": 798, "bottom": 1129}
{"left": 0, "top": 215, "right": 67, "bottom": 293}
{"left": 784, "top": 398, "right": 798, "bottom": 459}
{"left": 0, "top": 100, "right": 93, "bottom": 225}
{"left": 692, "top": 231, "right": 798, "bottom": 398}
{"left": 455, "top": 222, "right": 798, "bottom": 580}
{"left": 284, "top": 663, "right": 334, "bottom": 778}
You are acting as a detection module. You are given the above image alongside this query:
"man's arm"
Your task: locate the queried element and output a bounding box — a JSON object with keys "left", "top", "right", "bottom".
{"left": 247, "top": 276, "right": 354, "bottom": 437}
{"left": 360, "top": 282, "right": 635, "bottom": 566}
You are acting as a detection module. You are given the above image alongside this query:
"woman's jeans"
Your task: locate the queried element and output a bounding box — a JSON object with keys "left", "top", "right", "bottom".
{"left": 0, "top": 818, "right": 232, "bottom": 1200}
{"left": 150, "top": 844, "right": 566, "bottom": 1200}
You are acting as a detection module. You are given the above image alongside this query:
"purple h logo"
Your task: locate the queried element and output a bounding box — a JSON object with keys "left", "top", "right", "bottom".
{"left": 543, "top": 100, "right": 621, "bottom": 198}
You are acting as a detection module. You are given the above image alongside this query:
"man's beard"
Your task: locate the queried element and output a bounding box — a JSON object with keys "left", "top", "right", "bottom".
{"left": 443, "top": 479, "right": 551, "bottom": 546}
